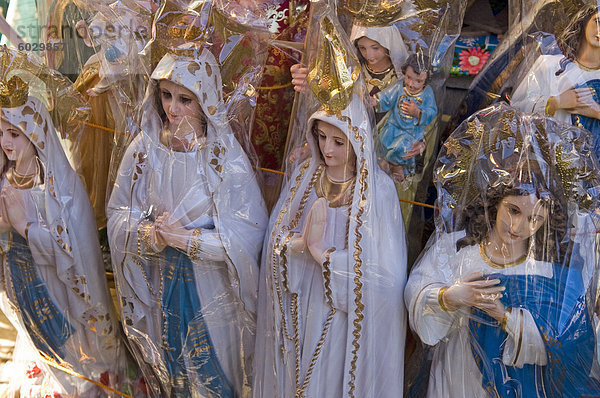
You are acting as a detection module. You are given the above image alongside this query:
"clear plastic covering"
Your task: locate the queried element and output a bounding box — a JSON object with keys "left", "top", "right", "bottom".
{"left": 405, "top": 102, "right": 600, "bottom": 396}
{"left": 456, "top": 0, "right": 599, "bottom": 128}
{"left": 106, "top": 1, "right": 270, "bottom": 396}
{"left": 0, "top": 46, "right": 140, "bottom": 396}
{"left": 36, "top": 0, "right": 155, "bottom": 230}
{"left": 254, "top": 3, "right": 407, "bottom": 397}
{"left": 509, "top": 4, "right": 600, "bottom": 160}
{"left": 285, "top": 0, "right": 467, "bottom": 265}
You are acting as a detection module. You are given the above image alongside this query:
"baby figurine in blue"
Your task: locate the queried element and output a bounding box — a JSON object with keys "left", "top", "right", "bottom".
{"left": 375, "top": 53, "right": 437, "bottom": 182}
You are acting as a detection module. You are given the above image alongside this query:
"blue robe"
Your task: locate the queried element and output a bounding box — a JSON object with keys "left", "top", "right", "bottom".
{"left": 571, "top": 78, "right": 600, "bottom": 159}
{"left": 5, "top": 232, "right": 74, "bottom": 362}
{"left": 162, "top": 246, "right": 234, "bottom": 397}
{"left": 376, "top": 80, "right": 437, "bottom": 173}
{"left": 469, "top": 264, "right": 600, "bottom": 397}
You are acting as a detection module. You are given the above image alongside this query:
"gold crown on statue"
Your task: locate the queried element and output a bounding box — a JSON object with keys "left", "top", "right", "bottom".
{"left": 436, "top": 106, "right": 600, "bottom": 211}
{"left": 0, "top": 75, "right": 29, "bottom": 108}
{"left": 0, "top": 46, "right": 29, "bottom": 108}
{"left": 308, "top": 16, "right": 360, "bottom": 114}
{"left": 340, "top": 0, "right": 408, "bottom": 26}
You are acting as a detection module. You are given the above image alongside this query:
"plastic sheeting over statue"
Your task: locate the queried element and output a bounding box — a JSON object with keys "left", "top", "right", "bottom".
{"left": 254, "top": 10, "right": 407, "bottom": 398}
{"left": 0, "top": 46, "right": 140, "bottom": 396}
{"left": 511, "top": 4, "right": 600, "bottom": 158}
{"left": 107, "top": 2, "right": 270, "bottom": 396}
{"left": 405, "top": 103, "right": 600, "bottom": 397}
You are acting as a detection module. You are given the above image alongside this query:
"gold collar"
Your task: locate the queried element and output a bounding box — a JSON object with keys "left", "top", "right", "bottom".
{"left": 575, "top": 59, "right": 600, "bottom": 71}
{"left": 365, "top": 63, "right": 393, "bottom": 76}
{"left": 6, "top": 159, "right": 42, "bottom": 190}
{"left": 315, "top": 169, "right": 355, "bottom": 208}
{"left": 365, "top": 66, "right": 396, "bottom": 90}
{"left": 479, "top": 242, "right": 527, "bottom": 269}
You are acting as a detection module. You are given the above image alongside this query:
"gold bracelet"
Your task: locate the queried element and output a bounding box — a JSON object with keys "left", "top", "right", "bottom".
{"left": 501, "top": 307, "right": 512, "bottom": 332}
{"left": 188, "top": 228, "right": 202, "bottom": 260}
{"left": 545, "top": 98, "right": 555, "bottom": 116}
{"left": 438, "top": 286, "right": 452, "bottom": 312}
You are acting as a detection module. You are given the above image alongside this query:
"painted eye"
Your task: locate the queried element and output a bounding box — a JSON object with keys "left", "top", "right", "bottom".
{"left": 11, "top": 132, "right": 19, "bottom": 138}
{"left": 161, "top": 91, "right": 172, "bottom": 99}
{"left": 181, "top": 96, "right": 193, "bottom": 104}
{"left": 508, "top": 207, "right": 520, "bottom": 215}
{"left": 335, "top": 140, "right": 345, "bottom": 146}
{"left": 318, "top": 133, "right": 326, "bottom": 140}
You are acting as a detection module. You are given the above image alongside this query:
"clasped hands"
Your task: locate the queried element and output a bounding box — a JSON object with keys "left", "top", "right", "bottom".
{"left": 146, "top": 212, "right": 190, "bottom": 252}
{"left": 441, "top": 270, "right": 506, "bottom": 323}
{"left": 0, "top": 184, "right": 28, "bottom": 237}
{"left": 289, "top": 197, "right": 329, "bottom": 263}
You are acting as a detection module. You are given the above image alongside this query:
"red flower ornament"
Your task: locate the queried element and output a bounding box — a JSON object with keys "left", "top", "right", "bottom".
{"left": 458, "top": 47, "right": 490, "bottom": 75}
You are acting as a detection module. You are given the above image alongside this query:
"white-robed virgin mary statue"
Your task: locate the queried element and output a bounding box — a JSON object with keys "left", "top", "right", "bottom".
{"left": 255, "top": 93, "right": 408, "bottom": 397}
{"left": 0, "top": 47, "right": 134, "bottom": 396}
{"left": 254, "top": 15, "right": 408, "bottom": 392}
{"left": 107, "top": 47, "right": 268, "bottom": 397}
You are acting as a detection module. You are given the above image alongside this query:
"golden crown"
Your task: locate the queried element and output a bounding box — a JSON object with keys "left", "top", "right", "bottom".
{"left": 0, "top": 75, "right": 29, "bottom": 108}
{"left": 308, "top": 16, "right": 360, "bottom": 115}
{"left": 436, "top": 105, "right": 600, "bottom": 212}
{"left": 0, "top": 46, "right": 29, "bottom": 107}
{"left": 339, "top": 0, "right": 408, "bottom": 27}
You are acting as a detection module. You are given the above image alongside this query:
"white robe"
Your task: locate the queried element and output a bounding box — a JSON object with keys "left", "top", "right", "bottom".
{"left": 405, "top": 231, "right": 552, "bottom": 397}
{"left": 254, "top": 95, "right": 407, "bottom": 398}
{"left": 108, "top": 48, "right": 267, "bottom": 397}
{"left": 0, "top": 96, "right": 129, "bottom": 396}
{"left": 511, "top": 53, "right": 600, "bottom": 126}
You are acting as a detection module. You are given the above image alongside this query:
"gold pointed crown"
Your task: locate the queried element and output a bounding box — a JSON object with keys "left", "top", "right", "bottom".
{"left": 340, "top": 0, "right": 408, "bottom": 27}
{"left": 308, "top": 16, "right": 360, "bottom": 115}
{"left": 0, "top": 46, "right": 29, "bottom": 108}
{"left": 0, "top": 75, "right": 29, "bottom": 108}
{"left": 144, "top": 0, "right": 269, "bottom": 97}
{"left": 0, "top": 45, "right": 88, "bottom": 133}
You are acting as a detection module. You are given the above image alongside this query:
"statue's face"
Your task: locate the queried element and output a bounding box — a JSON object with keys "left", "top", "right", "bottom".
{"left": 0, "top": 119, "right": 36, "bottom": 164}
{"left": 584, "top": 12, "right": 600, "bottom": 50}
{"left": 315, "top": 120, "right": 355, "bottom": 175}
{"left": 158, "top": 79, "right": 203, "bottom": 131}
{"left": 356, "top": 36, "right": 389, "bottom": 70}
{"left": 404, "top": 65, "right": 428, "bottom": 95}
{"left": 492, "top": 194, "right": 548, "bottom": 248}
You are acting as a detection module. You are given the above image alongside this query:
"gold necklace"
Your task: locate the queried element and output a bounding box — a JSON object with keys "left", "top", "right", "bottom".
{"left": 316, "top": 170, "right": 355, "bottom": 208}
{"left": 6, "top": 159, "right": 41, "bottom": 189}
{"left": 365, "top": 63, "right": 393, "bottom": 76}
{"left": 575, "top": 59, "right": 600, "bottom": 71}
{"left": 479, "top": 242, "right": 527, "bottom": 269}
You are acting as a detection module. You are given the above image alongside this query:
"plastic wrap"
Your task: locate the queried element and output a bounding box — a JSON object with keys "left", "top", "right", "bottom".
{"left": 405, "top": 103, "right": 600, "bottom": 397}
{"left": 43, "top": 0, "right": 155, "bottom": 229}
{"left": 455, "top": 0, "right": 595, "bottom": 127}
{"left": 254, "top": 4, "right": 407, "bottom": 397}
{"left": 0, "top": 45, "right": 140, "bottom": 397}
{"left": 106, "top": 1, "right": 270, "bottom": 396}
{"left": 285, "top": 0, "right": 467, "bottom": 263}
{"left": 249, "top": 0, "right": 311, "bottom": 210}
{"left": 509, "top": 4, "right": 600, "bottom": 160}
